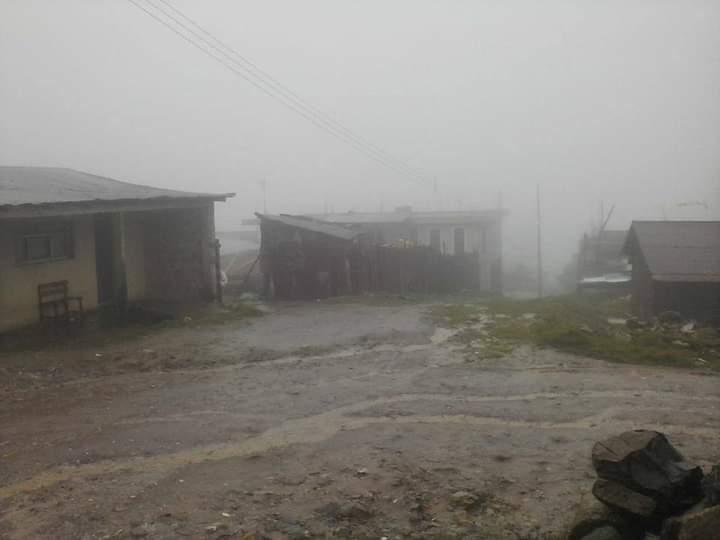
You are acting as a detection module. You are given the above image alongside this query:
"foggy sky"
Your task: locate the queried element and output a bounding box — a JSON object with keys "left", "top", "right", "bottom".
{"left": 2, "top": 0, "right": 719, "bottom": 281}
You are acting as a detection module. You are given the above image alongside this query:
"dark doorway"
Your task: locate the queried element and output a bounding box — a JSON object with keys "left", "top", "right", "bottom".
{"left": 429, "top": 229, "right": 441, "bottom": 252}
{"left": 94, "top": 214, "right": 115, "bottom": 305}
{"left": 453, "top": 227, "right": 465, "bottom": 255}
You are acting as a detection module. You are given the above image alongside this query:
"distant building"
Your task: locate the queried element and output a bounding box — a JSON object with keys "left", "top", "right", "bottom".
{"left": 0, "top": 167, "right": 233, "bottom": 332}
{"left": 311, "top": 207, "right": 505, "bottom": 293}
{"left": 577, "top": 229, "right": 631, "bottom": 293}
{"left": 622, "top": 221, "right": 720, "bottom": 321}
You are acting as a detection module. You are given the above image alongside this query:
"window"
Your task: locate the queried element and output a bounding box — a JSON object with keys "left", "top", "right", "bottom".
{"left": 17, "top": 222, "right": 74, "bottom": 263}
{"left": 454, "top": 227, "right": 465, "bottom": 255}
{"left": 429, "top": 229, "right": 441, "bottom": 251}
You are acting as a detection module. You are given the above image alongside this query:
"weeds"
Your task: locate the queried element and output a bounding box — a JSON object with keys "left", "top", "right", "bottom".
{"left": 434, "top": 295, "right": 720, "bottom": 369}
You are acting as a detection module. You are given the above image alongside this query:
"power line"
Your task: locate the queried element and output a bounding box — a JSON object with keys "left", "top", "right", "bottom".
{"left": 126, "top": 0, "right": 432, "bottom": 187}
{"left": 152, "top": 0, "right": 430, "bottom": 183}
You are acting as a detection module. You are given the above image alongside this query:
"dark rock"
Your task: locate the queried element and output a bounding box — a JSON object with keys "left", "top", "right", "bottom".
{"left": 592, "top": 431, "right": 704, "bottom": 515}
{"left": 318, "top": 501, "right": 372, "bottom": 521}
{"left": 592, "top": 479, "right": 657, "bottom": 518}
{"left": 576, "top": 525, "right": 625, "bottom": 540}
{"left": 568, "top": 497, "right": 644, "bottom": 540}
{"left": 659, "top": 504, "right": 720, "bottom": 540}
{"left": 701, "top": 464, "right": 720, "bottom": 506}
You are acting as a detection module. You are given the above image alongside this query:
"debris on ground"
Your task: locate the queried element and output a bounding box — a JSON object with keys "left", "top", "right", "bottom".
{"left": 570, "top": 430, "right": 719, "bottom": 540}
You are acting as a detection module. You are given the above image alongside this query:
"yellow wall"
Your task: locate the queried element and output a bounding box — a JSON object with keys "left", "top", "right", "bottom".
{"left": 0, "top": 205, "right": 215, "bottom": 332}
{"left": 0, "top": 216, "right": 99, "bottom": 332}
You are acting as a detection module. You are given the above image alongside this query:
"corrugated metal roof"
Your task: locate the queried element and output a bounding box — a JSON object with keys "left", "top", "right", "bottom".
{"left": 623, "top": 221, "right": 720, "bottom": 282}
{"left": 0, "top": 167, "right": 233, "bottom": 207}
{"left": 257, "top": 213, "right": 357, "bottom": 240}
{"left": 310, "top": 209, "right": 505, "bottom": 225}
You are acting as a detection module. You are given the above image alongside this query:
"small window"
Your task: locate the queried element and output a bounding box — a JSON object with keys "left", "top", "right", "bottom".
{"left": 17, "top": 223, "right": 74, "bottom": 263}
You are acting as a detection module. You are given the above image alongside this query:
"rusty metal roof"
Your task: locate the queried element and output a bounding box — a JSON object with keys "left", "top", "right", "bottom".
{"left": 257, "top": 213, "right": 357, "bottom": 241}
{"left": 0, "top": 167, "right": 233, "bottom": 207}
{"left": 623, "top": 221, "right": 720, "bottom": 283}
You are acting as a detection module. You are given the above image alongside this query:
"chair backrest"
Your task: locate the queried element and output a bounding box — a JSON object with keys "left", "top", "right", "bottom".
{"left": 38, "top": 281, "right": 69, "bottom": 303}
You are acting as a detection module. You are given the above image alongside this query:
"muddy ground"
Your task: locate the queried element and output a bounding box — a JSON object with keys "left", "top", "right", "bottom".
{"left": 1, "top": 301, "right": 719, "bottom": 539}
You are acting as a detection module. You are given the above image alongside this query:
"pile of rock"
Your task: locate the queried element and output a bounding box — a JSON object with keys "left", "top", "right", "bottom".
{"left": 570, "top": 430, "right": 720, "bottom": 540}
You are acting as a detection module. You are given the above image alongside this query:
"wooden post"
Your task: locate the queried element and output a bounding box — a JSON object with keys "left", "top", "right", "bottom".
{"left": 214, "top": 239, "right": 223, "bottom": 305}
{"left": 536, "top": 184, "right": 543, "bottom": 298}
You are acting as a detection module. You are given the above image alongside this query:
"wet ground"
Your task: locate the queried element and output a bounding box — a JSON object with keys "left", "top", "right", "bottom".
{"left": 1, "top": 301, "right": 719, "bottom": 539}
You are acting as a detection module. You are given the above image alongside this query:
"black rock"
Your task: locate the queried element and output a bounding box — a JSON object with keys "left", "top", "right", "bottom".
{"left": 592, "top": 479, "right": 657, "bottom": 518}
{"left": 701, "top": 464, "right": 720, "bottom": 507}
{"left": 592, "top": 431, "right": 704, "bottom": 516}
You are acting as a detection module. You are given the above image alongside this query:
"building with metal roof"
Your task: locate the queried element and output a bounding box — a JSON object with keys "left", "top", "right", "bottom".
{"left": 0, "top": 167, "right": 233, "bottom": 331}
{"left": 308, "top": 207, "right": 505, "bottom": 293}
{"left": 622, "top": 221, "right": 720, "bottom": 321}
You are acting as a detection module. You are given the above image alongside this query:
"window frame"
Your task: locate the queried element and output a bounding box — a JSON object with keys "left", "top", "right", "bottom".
{"left": 16, "top": 221, "right": 75, "bottom": 265}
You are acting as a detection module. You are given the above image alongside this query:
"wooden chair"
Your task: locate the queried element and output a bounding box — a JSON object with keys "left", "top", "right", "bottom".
{"left": 38, "top": 281, "right": 84, "bottom": 325}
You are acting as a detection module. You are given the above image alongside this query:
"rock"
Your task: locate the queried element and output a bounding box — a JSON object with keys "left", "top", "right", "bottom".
{"left": 592, "top": 430, "right": 704, "bottom": 515}
{"left": 701, "top": 464, "right": 720, "bottom": 506}
{"left": 449, "top": 490, "right": 481, "bottom": 510}
{"left": 568, "top": 497, "right": 643, "bottom": 540}
{"left": 660, "top": 504, "right": 720, "bottom": 540}
{"left": 318, "top": 501, "right": 373, "bottom": 521}
{"left": 592, "top": 479, "right": 657, "bottom": 517}
{"left": 576, "top": 525, "right": 625, "bottom": 540}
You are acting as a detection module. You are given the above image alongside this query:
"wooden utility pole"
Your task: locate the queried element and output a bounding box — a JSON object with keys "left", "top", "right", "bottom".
{"left": 536, "top": 184, "right": 544, "bottom": 298}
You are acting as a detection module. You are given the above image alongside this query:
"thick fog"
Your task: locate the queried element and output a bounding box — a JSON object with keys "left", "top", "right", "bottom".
{"left": 2, "top": 1, "right": 719, "bottom": 286}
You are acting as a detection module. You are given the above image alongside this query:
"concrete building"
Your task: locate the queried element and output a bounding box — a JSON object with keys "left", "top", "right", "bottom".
{"left": 311, "top": 208, "right": 505, "bottom": 293}
{"left": 622, "top": 221, "right": 720, "bottom": 322}
{"left": 0, "top": 167, "right": 233, "bottom": 332}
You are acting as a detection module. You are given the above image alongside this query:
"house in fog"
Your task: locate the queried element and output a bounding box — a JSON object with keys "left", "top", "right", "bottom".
{"left": 312, "top": 207, "right": 505, "bottom": 293}
{"left": 622, "top": 221, "right": 720, "bottom": 321}
{"left": 0, "top": 167, "right": 233, "bottom": 332}
{"left": 576, "top": 229, "right": 631, "bottom": 293}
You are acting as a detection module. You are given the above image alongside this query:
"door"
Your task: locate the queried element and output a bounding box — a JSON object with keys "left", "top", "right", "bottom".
{"left": 453, "top": 227, "right": 465, "bottom": 255}
{"left": 94, "top": 214, "right": 115, "bottom": 305}
{"left": 429, "top": 229, "right": 441, "bottom": 252}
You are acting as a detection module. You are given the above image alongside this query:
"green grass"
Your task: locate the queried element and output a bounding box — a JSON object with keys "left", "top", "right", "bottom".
{"left": 434, "top": 294, "right": 720, "bottom": 369}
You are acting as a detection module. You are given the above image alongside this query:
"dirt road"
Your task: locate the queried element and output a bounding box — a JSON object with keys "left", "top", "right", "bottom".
{"left": 1, "top": 302, "right": 718, "bottom": 539}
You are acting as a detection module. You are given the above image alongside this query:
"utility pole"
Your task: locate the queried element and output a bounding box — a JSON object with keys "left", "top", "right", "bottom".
{"left": 258, "top": 179, "right": 267, "bottom": 214}
{"left": 536, "top": 184, "right": 544, "bottom": 298}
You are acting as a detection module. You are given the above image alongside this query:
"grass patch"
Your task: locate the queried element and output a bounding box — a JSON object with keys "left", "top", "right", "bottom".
{"left": 434, "top": 294, "right": 720, "bottom": 369}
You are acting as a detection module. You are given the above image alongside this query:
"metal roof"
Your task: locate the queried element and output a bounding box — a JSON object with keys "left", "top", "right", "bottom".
{"left": 623, "top": 221, "right": 720, "bottom": 283}
{"left": 256, "top": 213, "right": 357, "bottom": 241}
{"left": 310, "top": 209, "right": 505, "bottom": 226}
{"left": 309, "top": 212, "right": 410, "bottom": 224}
{"left": 0, "top": 167, "right": 233, "bottom": 207}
